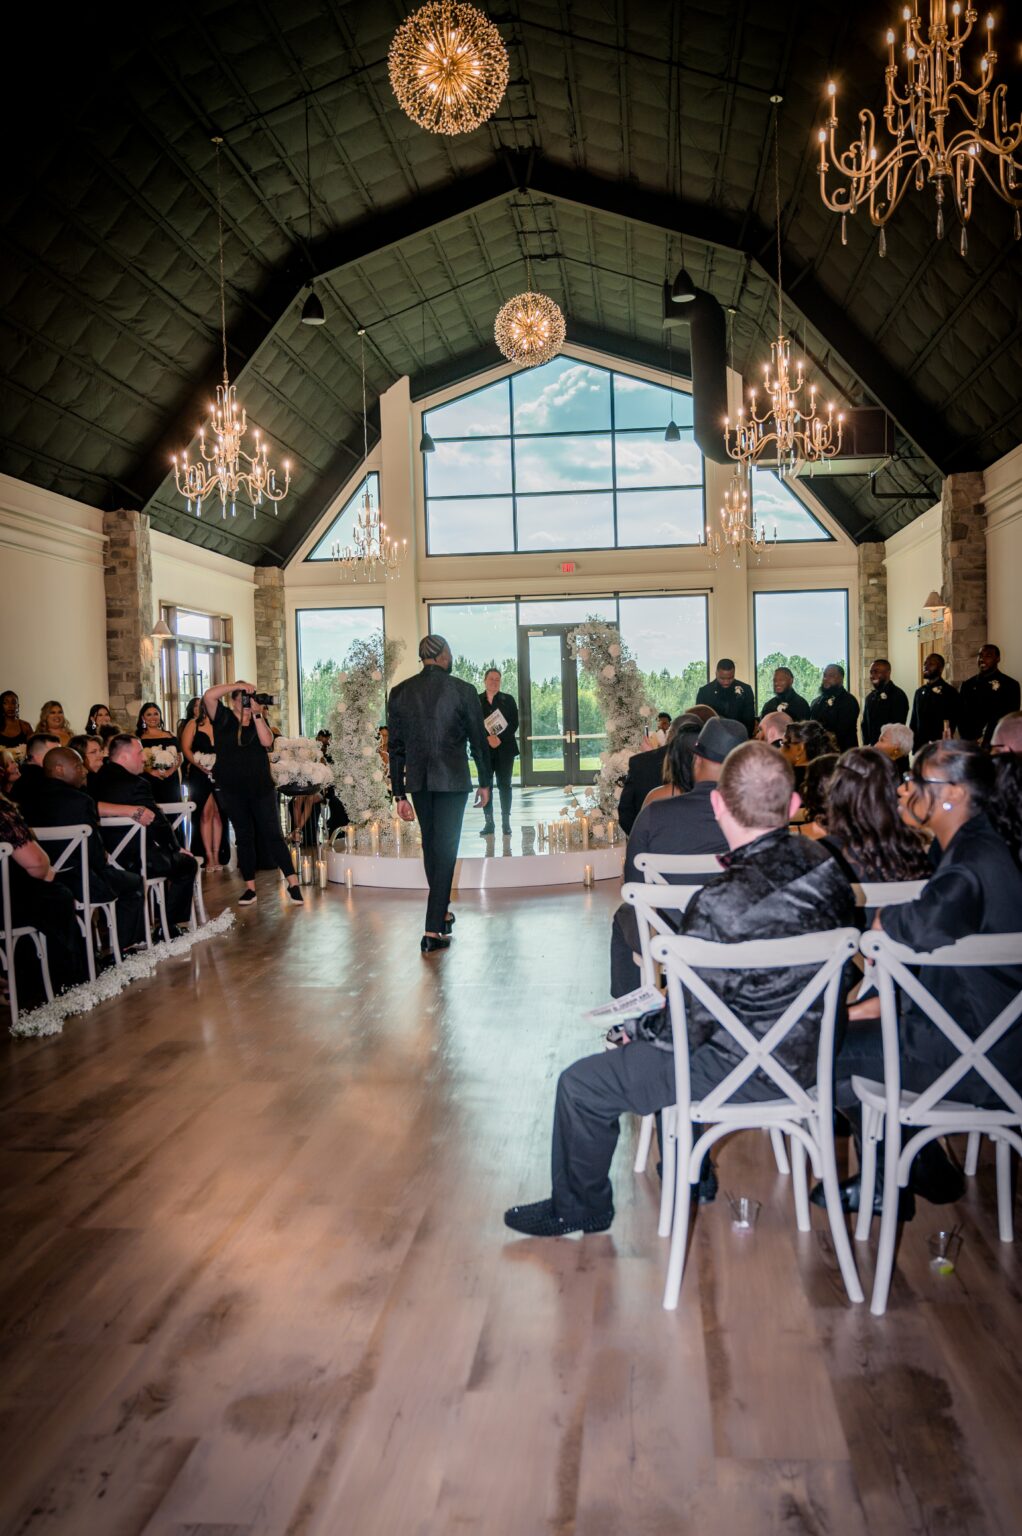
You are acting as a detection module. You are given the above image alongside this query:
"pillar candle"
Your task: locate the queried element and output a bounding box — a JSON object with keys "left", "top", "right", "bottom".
{"left": 583, "top": 864, "right": 594, "bottom": 888}
{"left": 300, "top": 852, "right": 313, "bottom": 885}
{"left": 345, "top": 867, "right": 354, "bottom": 890}
{"left": 316, "top": 858, "right": 328, "bottom": 889}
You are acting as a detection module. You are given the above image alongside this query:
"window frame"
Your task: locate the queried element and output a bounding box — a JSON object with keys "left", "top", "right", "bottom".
{"left": 304, "top": 472, "right": 382, "bottom": 562}
{"left": 157, "top": 602, "right": 233, "bottom": 726}
{"left": 751, "top": 586, "right": 850, "bottom": 713}
{"left": 421, "top": 362, "right": 705, "bottom": 558}
{"left": 295, "top": 603, "right": 387, "bottom": 737}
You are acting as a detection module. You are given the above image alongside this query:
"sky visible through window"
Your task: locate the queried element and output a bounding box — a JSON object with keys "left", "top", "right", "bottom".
{"left": 297, "top": 606, "right": 384, "bottom": 734}
{"left": 306, "top": 473, "right": 381, "bottom": 560}
{"left": 753, "top": 589, "right": 849, "bottom": 707}
{"left": 751, "top": 470, "right": 831, "bottom": 541}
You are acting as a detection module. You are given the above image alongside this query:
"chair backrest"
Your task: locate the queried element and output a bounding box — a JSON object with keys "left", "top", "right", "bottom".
{"left": 621, "top": 880, "right": 703, "bottom": 987}
{"left": 31, "top": 824, "right": 93, "bottom": 906}
{"left": 652, "top": 929, "right": 860, "bottom": 1118}
{"left": 852, "top": 879, "right": 927, "bottom": 908}
{"left": 634, "top": 851, "right": 724, "bottom": 886}
{"left": 0, "top": 842, "right": 13, "bottom": 954}
{"left": 861, "top": 930, "right": 1022, "bottom": 1119}
{"left": 100, "top": 816, "right": 148, "bottom": 875}
{"left": 160, "top": 800, "right": 196, "bottom": 845}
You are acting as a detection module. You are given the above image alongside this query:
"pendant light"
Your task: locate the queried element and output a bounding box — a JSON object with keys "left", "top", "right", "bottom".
{"left": 664, "top": 298, "right": 681, "bottom": 442}
{"left": 670, "top": 30, "right": 696, "bottom": 305}
{"left": 300, "top": 101, "right": 326, "bottom": 326}
{"left": 418, "top": 302, "right": 436, "bottom": 453}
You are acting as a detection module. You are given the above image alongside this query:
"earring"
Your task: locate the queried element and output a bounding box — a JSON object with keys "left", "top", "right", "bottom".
{"left": 942, "top": 802, "right": 952, "bottom": 812}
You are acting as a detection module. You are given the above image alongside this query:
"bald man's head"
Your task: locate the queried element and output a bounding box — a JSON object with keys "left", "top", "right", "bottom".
{"left": 991, "top": 711, "right": 1022, "bottom": 755}
{"left": 43, "top": 746, "right": 86, "bottom": 788}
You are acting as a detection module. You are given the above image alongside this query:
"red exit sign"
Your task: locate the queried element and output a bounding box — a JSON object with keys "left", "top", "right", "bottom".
{"left": 559, "top": 561, "right": 577, "bottom": 574}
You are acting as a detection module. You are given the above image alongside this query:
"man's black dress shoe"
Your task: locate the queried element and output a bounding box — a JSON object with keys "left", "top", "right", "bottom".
{"left": 420, "top": 934, "right": 451, "bottom": 954}
{"left": 442, "top": 911, "right": 456, "bottom": 935}
{"left": 503, "top": 1198, "right": 614, "bottom": 1237}
{"left": 479, "top": 826, "right": 495, "bottom": 838}
{"left": 810, "top": 1174, "right": 915, "bottom": 1222}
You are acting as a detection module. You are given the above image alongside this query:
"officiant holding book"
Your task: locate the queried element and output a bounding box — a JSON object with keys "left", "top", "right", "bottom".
{"left": 479, "top": 668, "right": 519, "bottom": 838}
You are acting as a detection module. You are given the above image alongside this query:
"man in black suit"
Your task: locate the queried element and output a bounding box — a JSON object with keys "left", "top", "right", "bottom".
{"left": 609, "top": 717, "right": 743, "bottom": 996}
{"left": 389, "top": 636, "right": 492, "bottom": 953}
{"left": 9, "top": 733, "right": 59, "bottom": 808}
{"left": 757, "top": 666, "right": 810, "bottom": 724}
{"left": 478, "top": 667, "right": 519, "bottom": 838}
{"left": 616, "top": 739, "right": 668, "bottom": 835}
{"left": 696, "top": 657, "right": 756, "bottom": 736}
{"left": 809, "top": 663, "right": 860, "bottom": 751}
{"left": 20, "top": 746, "right": 146, "bottom": 952}
{"left": 910, "top": 653, "right": 959, "bottom": 749}
{"left": 860, "top": 658, "right": 909, "bottom": 746}
{"left": 958, "top": 644, "right": 1022, "bottom": 746}
{"left": 92, "top": 734, "right": 197, "bottom": 935}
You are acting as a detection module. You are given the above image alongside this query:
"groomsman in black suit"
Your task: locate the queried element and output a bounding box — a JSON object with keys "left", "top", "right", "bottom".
{"left": 809, "top": 664, "right": 860, "bottom": 751}
{"left": 478, "top": 667, "right": 519, "bottom": 838}
{"left": 860, "top": 658, "right": 909, "bottom": 746}
{"left": 909, "top": 653, "right": 959, "bottom": 749}
{"left": 958, "top": 644, "right": 1022, "bottom": 746}
{"left": 757, "top": 666, "right": 810, "bottom": 724}
{"left": 696, "top": 658, "right": 756, "bottom": 736}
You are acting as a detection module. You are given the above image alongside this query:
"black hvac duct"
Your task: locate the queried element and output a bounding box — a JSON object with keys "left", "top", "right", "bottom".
{"left": 663, "top": 282, "right": 730, "bottom": 465}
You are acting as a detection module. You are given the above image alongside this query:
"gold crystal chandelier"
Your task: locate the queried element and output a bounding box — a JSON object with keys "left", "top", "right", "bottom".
{"left": 173, "top": 140, "right": 291, "bottom": 519}
{"left": 818, "top": 3, "right": 1022, "bottom": 256}
{"left": 723, "top": 102, "right": 843, "bottom": 479}
{"left": 706, "top": 470, "right": 776, "bottom": 567}
{"left": 494, "top": 196, "right": 566, "bottom": 368}
{"left": 332, "top": 332, "right": 407, "bottom": 583}
{"left": 388, "top": 1, "right": 509, "bottom": 136}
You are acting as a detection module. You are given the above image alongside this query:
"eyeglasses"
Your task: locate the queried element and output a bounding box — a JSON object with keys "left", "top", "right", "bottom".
{"left": 901, "top": 773, "right": 954, "bottom": 787}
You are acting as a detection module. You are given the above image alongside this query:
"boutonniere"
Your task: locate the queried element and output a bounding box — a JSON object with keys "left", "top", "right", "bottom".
{"left": 827, "top": 697, "right": 835, "bottom": 707}
{"left": 879, "top": 691, "right": 888, "bottom": 700}
{"left": 991, "top": 680, "right": 1001, "bottom": 691}
{"left": 778, "top": 702, "right": 789, "bottom": 712}
{"left": 932, "top": 685, "right": 943, "bottom": 695}
{"left": 734, "top": 686, "right": 743, "bottom": 696}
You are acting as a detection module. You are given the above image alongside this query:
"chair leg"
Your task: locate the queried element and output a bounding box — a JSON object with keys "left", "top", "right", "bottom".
{"left": 658, "top": 1107, "right": 677, "bottom": 1239}
{"left": 856, "top": 1106, "right": 882, "bottom": 1243}
{"left": 29, "top": 933, "right": 54, "bottom": 1003}
{"left": 662, "top": 1118, "right": 694, "bottom": 1311}
{"left": 816, "top": 1121, "right": 865, "bottom": 1305}
{"left": 994, "top": 1137, "right": 1015, "bottom": 1243}
{"left": 193, "top": 868, "right": 208, "bottom": 926}
{"left": 791, "top": 1134, "right": 811, "bottom": 1233}
{"left": 105, "top": 904, "right": 123, "bottom": 967}
{"left": 77, "top": 913, "right": 97, "bottom": 984}
{"left": 870, "top": 1118, "right": 903, "bottom": 1317}
{"left": 769, "top": 1127, "right": 791, "bottom": 1176}
{"left": 964, "top": 1131, "right": 981, "bottom": 1177}
{"left": 634, "top": 1113, "right": 654, "bottom": 1174}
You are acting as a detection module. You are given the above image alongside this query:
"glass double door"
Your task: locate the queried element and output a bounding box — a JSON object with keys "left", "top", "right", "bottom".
{"left": 518, "top": 625, "right": 606, "bottom": 786}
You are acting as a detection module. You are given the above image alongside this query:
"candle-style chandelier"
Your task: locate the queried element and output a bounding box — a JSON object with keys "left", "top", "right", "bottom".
{"left": 332, "top": 331, "right": 407, "bottom": 582}
{"left": 723, "top": 102, "right": 844, "bottom": 480}
{"left": 173, "top": 140, "right": 291, "bottom": 519}
{"left": 494, "top": 195, "right": 566, "bottom": 368}
{"left": 706, "top": 469, "right": 777, "bottom": 568}
{"left": 817, "top": 3, "right": 1022, "bottom": 257}
{"left": 388, "top": 1, "right": 508, "bottom": 136}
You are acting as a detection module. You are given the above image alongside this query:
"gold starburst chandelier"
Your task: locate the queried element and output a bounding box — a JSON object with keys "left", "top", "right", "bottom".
{"left": 332, "top": 332, "right": 407, "bottom": 583}
{"left": 388, "top": 1, "right": 509, "bottom": 136}
{"left": 706, "top": 470, "right": 776, "bottom": 568}
{"left": 173, "top": 140, "right": 291, "bottom": 519}
{"left": 724, "top": 102, "right": 843, "bottom": 479}
{"left": 494, "top": 291, "right": 566, "bottom": 368}
{"left": 818, "top": 3, "right": 1022, "bottom": 256}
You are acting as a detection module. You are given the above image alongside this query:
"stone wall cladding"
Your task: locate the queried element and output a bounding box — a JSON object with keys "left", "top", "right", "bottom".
{"left": 103, "top": 508, "right": 157, "bottom": 722}
{"left": 857, "top": 541, "right": 888, "bottom": 697}
{"left": 254, "top": 567, "right": 289, "bottom": 734}
{"left": 940, "top": 472, "right": 986, "bottom": 685}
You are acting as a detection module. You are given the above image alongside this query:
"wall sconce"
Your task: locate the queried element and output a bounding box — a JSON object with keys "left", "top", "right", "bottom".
{"left": 152, "top": 617, "right": 172, "bottom": 639}
{"left": 922, "top": 590, "right": 945, "bottom": 612}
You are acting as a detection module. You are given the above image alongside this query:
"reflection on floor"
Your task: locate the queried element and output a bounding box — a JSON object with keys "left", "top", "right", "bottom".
{"left": 456, "top": 784, "right": 582, "bottom": 857}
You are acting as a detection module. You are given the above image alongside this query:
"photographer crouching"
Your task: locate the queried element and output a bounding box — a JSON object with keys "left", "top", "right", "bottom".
{"left": 203, "top": 680, "right": 303, "bottom": 908}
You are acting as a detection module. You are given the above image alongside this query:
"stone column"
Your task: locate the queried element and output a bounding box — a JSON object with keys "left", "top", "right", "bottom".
{"left": 254, "top": 567, "right": 289, "bottom": 733}
{"left": 857, "top": 541, "right": 888, "bottom": 696}
{"left": 103, "top": 508, "right": 157, "bottom": 722}
{"left": 940, "top": 471, "right": 986, "bottom": 684}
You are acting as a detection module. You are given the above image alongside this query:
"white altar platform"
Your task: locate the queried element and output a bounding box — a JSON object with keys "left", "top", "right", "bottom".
{"left": 327, "top": 842, "right": 623, "bottom": 890}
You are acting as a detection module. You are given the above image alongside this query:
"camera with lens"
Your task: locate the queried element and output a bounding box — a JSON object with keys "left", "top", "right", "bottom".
{"left": 233, "top": 690, "right": 276, "bottom": 709}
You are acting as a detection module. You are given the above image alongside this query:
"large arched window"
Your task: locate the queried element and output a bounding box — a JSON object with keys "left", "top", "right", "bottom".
{"left": 421, "top": 356, "right": 704, "bottom": 555}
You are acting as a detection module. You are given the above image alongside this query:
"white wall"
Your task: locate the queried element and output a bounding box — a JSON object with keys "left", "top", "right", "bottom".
{"left": 884, "top": 501, "right": 942, "bottom": 691}
{"left": 984, "top": 443, "right": 1022, "bottom": 678}
{"left": 0, "top": 473, "right": 108, "bottom": 731}
{"left": 150, "top": 531, "right": 257, "bottom": 684}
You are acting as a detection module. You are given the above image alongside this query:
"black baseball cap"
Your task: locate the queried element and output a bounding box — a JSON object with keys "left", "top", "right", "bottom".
{"left": 693, "top": 717, "right": 747, "bottom": 763}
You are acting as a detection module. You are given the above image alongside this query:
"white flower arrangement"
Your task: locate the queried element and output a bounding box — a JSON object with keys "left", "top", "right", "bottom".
{"left": 192, "top": 751, "right": 216, "bottom": 772}
{"left": 270, "top": 739, "right": 334, "bottom": 791}
{"left": 144, "top": 745, "right": 180, "bottom": 772}
{"left": 567, "top": 615, "right": 654, "bottom": 821}
{"left": 324, "top": 630, "right": 406, "bottom": 841}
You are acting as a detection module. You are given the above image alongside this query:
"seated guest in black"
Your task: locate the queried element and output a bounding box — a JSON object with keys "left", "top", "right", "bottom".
{"left": 0, "top": 793, "right": 86, "bottom": 995}
{"left": 827, "top": 742, "right": 1022, "bottom": 1220}
{"left": 991, "top": 711, "right": 1022, "bottom": 756}
{"left": 21, "top": 746, "right": 146, "bottom": 954}
{"left": 609, "top": 718, "right": 743, "bottom": 997}
{"left": 637, "top": 713, "right": 702, "bottom": 811}
{"left": 958, "top": 644, "right": 1021, "bottom": 747}
{"left": 505, "top": 741, "right": 855, "bottom": 1238}
{"left": 757, "top": 711, "right": 792, "bottom": 747}
{"left": 810, "top": 664, "right": 860, "bottom": 751}
{"left": 780, "top": 718, "right": 838, "bottom": 805}
{"left": 617, "top": 739, "right": 668, "bottom": 835}
{"left": 909, "top": 653, "right": 959, "bottom": 750}
{"left": 758, "top": 666, "right": 810, "bottom": 724}
{"left": 92, "top": 734, "right": 197, "bottom": 934}
{"left": 9, "top": 733, "right": 60, "bottom": 808}
{"left": 696, "top": 657, "right": 756, "bottom": 736}
{"left": 818, "top": 748, "right": 931, "bottom": 891}
{"left": 860, "top": 658, "right": 909, "bottom": 747}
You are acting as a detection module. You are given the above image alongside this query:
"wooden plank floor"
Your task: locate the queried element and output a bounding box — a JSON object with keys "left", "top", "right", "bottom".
{"left": 1, "top": 872, "right": 1020, "bottom": 1535}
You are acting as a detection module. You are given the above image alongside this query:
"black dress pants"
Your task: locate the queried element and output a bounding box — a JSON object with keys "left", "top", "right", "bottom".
{"left": 411, "top": 789, "right": 468, "bottom": 933}
{"left": 218, "top": 786, "right": 293, "bottom": 882}
{"left": 610, "top": 903, "right": 642, "bottom": 997}
{"left": 483, "top": 752, "right": 514, "bottom": 831}
{"left": 551, "top": 1040, "right": 776, "bottom": 1220}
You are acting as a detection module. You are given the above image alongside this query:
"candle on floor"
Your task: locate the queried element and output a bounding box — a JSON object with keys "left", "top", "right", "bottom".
{"left": 316, "top": 858, "right": 328, "bottom": 889}
{"left": 290, "top": 844, "right": 300, "bottom": 871}
{"left": 582, "top": 815, "right": 589, "bottom": 849}
{"left": 370, "top": 822, "right": 380, "bottom": 855}
{"left": 583, "top": 863, "right": 594, "bottom": 888}
{"left": 300, "top": 852, "right": 313, "bottom": 885}
{"left": 345, "top": 867, "right": 354, "bottom": 890}
{"left": 392, "top": 818, "right": 403, "bottom": 856}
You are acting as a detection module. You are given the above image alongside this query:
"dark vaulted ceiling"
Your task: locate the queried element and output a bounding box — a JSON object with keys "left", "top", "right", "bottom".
{"left": 3, "top": 0, "right": 1021, "bottom": 564}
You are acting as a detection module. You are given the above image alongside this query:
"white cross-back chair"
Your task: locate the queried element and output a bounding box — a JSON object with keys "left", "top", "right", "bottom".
{"left": 854, "top": 930, "right": 1022, "bottom": 1317}
{"left": 100, "top": 817, "right": 167, "bottom": 948}
{"left": 634, "top": 851, "right": 725, "bottom": 886}
{"left": 160, "top": 800, "right": 207, "bottom": 927}
{"left": 652, "top": 927, "right": 864, "bottom": 1311}
{"left": 31, "top": 825, "right": 121, "bottom": 981}
{"left": 852, "top": 880, "right": 927, "bottom": 909}
{"left": 0, "top": 841, "right": 55, "bottom": 1026}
